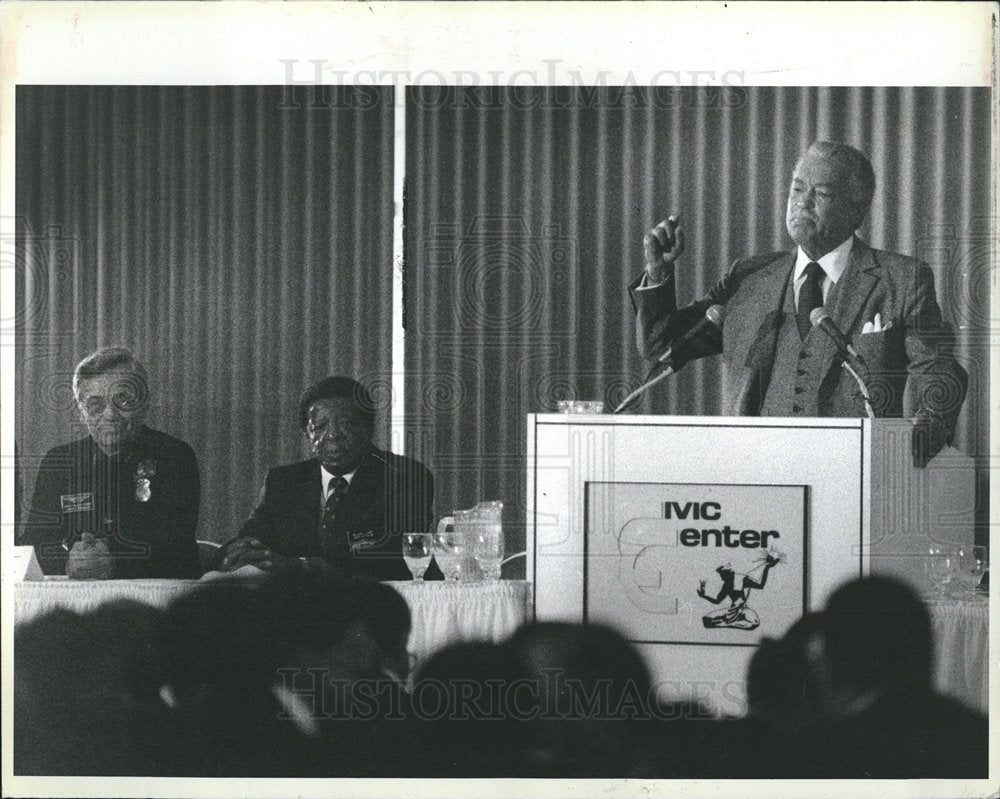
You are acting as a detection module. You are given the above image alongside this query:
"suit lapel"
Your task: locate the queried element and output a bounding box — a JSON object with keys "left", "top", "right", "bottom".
{"left": 830, "top": 239, "right": 880, "bottom": 333}
{"left": 308, "top": 460, "right": 323, "bottom": 509}
{"left": 815, "top": 238, "right": 881, "bottom": 380}
{"left": 732, "top": 251, "right": 795, "bottom": 414}
{"left": 342, "top": 451, "right": 385, "bottom": 524}
{"left": 303, "top": 460, "right": 324, "bottom": 549}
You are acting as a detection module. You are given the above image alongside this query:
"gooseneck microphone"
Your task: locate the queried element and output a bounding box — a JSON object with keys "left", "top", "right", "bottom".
{"left": 658, "top": 304, "right": 726, "bottom": 365}
{"left": 809, "top": 307, "right": 875, "bottom": 420}
{"left": 615, "top": 305, "right": 725, "bottom": 414}
{"left": 809, "top": 308, "right": 866, "bottom": 369}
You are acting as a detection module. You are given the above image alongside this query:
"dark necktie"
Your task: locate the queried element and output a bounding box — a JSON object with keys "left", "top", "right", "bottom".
{"left": 319, "top": 475, "right": 350, "bottom": 558}
{"left": 796, "top": 261, "right": 826, "bottom": 339}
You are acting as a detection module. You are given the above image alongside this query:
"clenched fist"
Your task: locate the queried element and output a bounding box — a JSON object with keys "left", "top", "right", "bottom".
{"left": 643, "top": 215, "right": 685, "bottom": 284}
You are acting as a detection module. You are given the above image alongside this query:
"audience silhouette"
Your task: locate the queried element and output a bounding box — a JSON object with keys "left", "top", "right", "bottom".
{"left": 13, "top": 573, "right": 988, "bottom": 778}
{"left": 790, "top": 575, "right": 988, "bottom": 778}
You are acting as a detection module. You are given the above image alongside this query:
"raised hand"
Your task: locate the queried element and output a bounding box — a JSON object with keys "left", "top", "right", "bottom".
{"left": 643, "top": 215, "right": 685, "bottom": 284}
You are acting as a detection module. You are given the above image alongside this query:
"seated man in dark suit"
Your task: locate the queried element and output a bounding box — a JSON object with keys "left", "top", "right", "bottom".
{"left": 214, "top": 376, "right": 435, "bottom": 582}
{"left": 17, "top": 347, "right": 201, "bottom": 578}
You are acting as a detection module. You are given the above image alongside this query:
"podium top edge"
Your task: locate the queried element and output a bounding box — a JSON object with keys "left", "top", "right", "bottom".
{"left": 529, "top": 414, "right": 869, "bottom": 429}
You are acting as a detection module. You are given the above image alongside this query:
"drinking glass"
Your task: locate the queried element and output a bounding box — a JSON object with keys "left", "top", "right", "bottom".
{"left": 923, "top": 547, "right": 957, "bottom": 597}
{"left": 474, "top": 525, "right": 505, "bottom": 581}
{"left": 432, "top": 531, "right": 466, "bottom": 582}
{"left": 557, "top": 400, "right": 605, "bottom": 414}
{"left": 951, "top": 545, "right": 988, "bottom": 597}
{"left": 402, "top": 533, "right": 433, "bottom": 581}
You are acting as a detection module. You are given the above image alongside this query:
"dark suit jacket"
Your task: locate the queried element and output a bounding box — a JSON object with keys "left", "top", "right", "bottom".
{"left": 630, "top": 238, "right": 967, "bottom": 432}
{"left": 224, "top": 449, "right": 434, "bottom": 582}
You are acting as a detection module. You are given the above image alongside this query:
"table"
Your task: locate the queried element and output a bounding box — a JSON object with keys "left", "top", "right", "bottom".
{"left": 13, "top": 577, "right": 532, "bottom": 667}
{"left": 928, "top": 597, "right": 989, "bottom": 712}
{"left": 388, "top": 579, "right": 530, "bottom": 662}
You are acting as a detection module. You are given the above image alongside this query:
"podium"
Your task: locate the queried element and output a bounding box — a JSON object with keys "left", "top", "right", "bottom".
{"left": 526, "top": 414, "right": 975, "bottom": 714}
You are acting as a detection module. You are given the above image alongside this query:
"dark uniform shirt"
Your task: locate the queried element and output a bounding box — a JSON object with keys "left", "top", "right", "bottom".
{"left": 18, "top": 426, "right": 200, "bottom": 578}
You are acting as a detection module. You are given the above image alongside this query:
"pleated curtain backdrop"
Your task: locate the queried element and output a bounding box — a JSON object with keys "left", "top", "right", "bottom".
{"left": 16, "top": 85, "right": 395, "bottom": 543}
{"left": 15, "top": 85, "right": 991, "bottom": 561}
{"left": 405, "top": 86, "right": 991, "bottom": 572}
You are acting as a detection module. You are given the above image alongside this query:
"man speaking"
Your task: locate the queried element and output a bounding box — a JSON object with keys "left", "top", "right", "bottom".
{"left": 630, "top": 141, "right": 966, "bottom": 466}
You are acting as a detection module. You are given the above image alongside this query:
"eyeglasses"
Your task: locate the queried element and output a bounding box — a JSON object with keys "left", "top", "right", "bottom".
{"left": 79, "top": 391, "right": 145, "bottom": 416}
{"left": 306, "top": 416, "right": 367, "bottom": 442}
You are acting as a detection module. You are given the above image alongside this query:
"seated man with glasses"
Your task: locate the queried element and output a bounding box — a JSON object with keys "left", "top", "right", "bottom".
{"left": 18, "top": 347, "right": 201, "bottom": 578}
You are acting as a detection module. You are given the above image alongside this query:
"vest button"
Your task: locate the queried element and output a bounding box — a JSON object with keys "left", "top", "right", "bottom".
{"left": 796, "top": 368, "right": 807, "bottom": 376}
{"left": 794, "top": 387, "right": 805, "bottom": 394}
{"left": 792, "top": 404, "right": 803, "bottom": 413}
{"left": 798, "top": 350, "right": 810, "bottom": 359}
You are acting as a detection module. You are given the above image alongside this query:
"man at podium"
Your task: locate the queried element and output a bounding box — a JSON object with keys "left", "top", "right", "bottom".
{"left": 630, "top": 141, "right": 966, "bottom": 467}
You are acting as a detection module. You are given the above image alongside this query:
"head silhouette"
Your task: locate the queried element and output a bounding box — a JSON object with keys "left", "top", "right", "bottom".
{"left": 817, "top": 575, "right": 932, "bottom": 693}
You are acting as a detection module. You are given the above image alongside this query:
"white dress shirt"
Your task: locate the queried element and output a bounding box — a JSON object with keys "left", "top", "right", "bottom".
{"left": 791, "top": 235, "right": 854, "bottom": 307}
{"left": 320, "top": 464, "right": 357, "bottom": 507}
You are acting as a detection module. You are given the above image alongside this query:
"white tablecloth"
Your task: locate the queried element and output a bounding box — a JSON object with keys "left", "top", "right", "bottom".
{"left": 387, "top": 580, "right": 531, "bottom": 662}
{"left": 13, "top": 577, "right": 532, "bottom": 666}
{"left": 928, "top": 597, "right": 989, "bottom": 712}
{"left": 14, "top": 578, "right": 199, "bottom": 622}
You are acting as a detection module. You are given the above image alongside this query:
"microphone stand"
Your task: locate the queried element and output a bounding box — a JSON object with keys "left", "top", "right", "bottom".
{"left": 613, "top": 364, "right": 675, "bottom": 414}
{"left": 616, "top": 304, "right": 725, "bottom": 414}
{"left": 841, "top": 359, "right": 876, "bottom": 420}
{"left": 810, "top": 310, "right": 876, "bottom": 421}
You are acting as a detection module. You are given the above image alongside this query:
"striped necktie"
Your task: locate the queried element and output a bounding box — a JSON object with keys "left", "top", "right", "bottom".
{"left": 796, "top": 261, "right": 825, "bottom": 339}
{"left": 319, "top": 475, "right": 350, "bottom": 558}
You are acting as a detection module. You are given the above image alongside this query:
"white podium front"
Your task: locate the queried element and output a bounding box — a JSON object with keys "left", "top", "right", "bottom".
{"left": 525, "top": 414, "right": 974, "bottom": 715}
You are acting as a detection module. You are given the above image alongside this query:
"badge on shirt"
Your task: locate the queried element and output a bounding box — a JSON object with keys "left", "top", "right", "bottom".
{"left": 60, "top": 492, "right": 94, "bottom": 513}
{"left": 135, "top": 460, "right": 156, "bottom": 502}
{"left": 348, "top": 529, "right": 379, "bottom": 551}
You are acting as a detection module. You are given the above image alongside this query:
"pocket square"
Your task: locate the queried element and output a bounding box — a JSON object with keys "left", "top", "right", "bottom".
{"left": 861, "top": 312, "right": 893, "bottom": 335}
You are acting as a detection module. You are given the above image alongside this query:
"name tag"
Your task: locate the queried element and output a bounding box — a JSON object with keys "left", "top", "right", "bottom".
{"left": 60, "top": 492, "right": 94, "bottom": 513}
{"left": 348, "top": 529, "right": 379, "bottom": 550}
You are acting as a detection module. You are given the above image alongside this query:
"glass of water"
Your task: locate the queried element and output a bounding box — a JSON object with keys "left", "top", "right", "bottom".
{"left": 402, "top": 533, "right": 433, "bottom": 581}
{"left": 951, "top": 545, "right": 989, "bottom": 597}
{"left": 474, "top": 525, "right": 505, "bottom": 581}
{"left": 923, "top": 547, "right": 957, "bottom": 597}
{"left": 432, "top": 531, "right": 466, "bottom": 582}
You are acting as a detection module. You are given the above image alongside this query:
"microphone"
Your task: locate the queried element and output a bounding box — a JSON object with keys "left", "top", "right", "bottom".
{"left": 809, "top": 307, "right": 875, "bottom": 420}
{"left": 614, "top": 304, "right": 725, "bottom": 414}
{"left": 809, "top": 308, "right": 866, "bottom": 369}
{"left": 657, "top": 304, "right": 725, "bottom": 367}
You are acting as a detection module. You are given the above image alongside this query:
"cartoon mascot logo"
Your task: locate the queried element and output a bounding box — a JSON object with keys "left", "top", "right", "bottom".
{"left": 696, "top": 547, "right": 784, "bottom": 630}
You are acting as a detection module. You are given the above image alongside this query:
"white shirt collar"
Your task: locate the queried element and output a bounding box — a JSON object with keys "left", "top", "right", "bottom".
{"left": 793, "top": 235, "right": 854, "bottom": 284}
{"left": 321, "top": 464, "right": 357, "bottom": 492}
